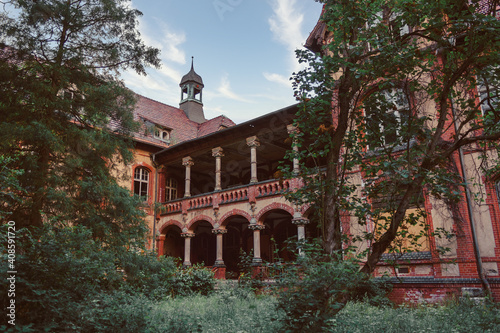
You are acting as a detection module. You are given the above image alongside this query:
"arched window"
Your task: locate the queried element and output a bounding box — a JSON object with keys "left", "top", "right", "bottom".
{"left": 364, "top": 88, "right": 410, "bottom": 149}
{"left": 134, "top": 167, "right": 150, "bottom": 201}
{"left": 165, "top": 178, "right": 178, "bottom": 202}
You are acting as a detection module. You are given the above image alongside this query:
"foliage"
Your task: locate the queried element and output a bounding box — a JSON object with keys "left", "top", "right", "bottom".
{"left": 0, "top": 154, "right": 25, "bottom": 220}
{"left": 0, "top": 224, "right": 215, "bottom": 331}
{"left": 170, "top": 263, "right": 216, "bottom": 297}
{"left": 332, "top": 300, "right": 500, "bottom": 333}
{"left": 275, "top": 241, "right": 391, "bottom": 332}
{"left": 0, "top": 0, "right": 160, "bottom": 248}
{"left": 147, "top": 292, "right": 282, "bottom": 333}
{"left": 76, "top": 292, "right": 154, "bottom": 333}
{"left": 284, "top": 0, "right": 500, "bottom": 274}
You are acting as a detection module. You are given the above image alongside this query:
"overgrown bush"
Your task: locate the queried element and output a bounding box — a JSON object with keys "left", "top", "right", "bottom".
{"left": 275, "top": 240, "right": 391, "bottom": 332}
{"left": 148, "top": 292, "right": 282, "bottom": 333}
{"left": 118, "top": 252, "right": 178, "bottom": 300}
{"left": 0, "top": 224, "right": 124, "bottom": 331}
{"left": 332, "top": 300, "right": 500, "bottom": 332}
{"left": 77, "top": 291, "right": 153, "bottom": 333}
{"left": 0, "top": 224, "right": 215, "bottom": 331}
{"left": 171, "top": 263, "right": 215, "bottom": 297}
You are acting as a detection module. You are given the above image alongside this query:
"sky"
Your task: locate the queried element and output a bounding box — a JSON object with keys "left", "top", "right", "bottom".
{"left": 122, "top": 0, "right": 324, "bottom": 124}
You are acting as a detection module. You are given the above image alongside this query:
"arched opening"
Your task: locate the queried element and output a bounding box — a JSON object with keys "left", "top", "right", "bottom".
{"left": 223, "top": 215, "right": 251, "bottom": 277}
{"left": 162, "top": 225, "right": 183, "bottom": 260}
{"left": 261, "top": 210, "right": 296, "bottom": 263}
{"left": 191, "top": 221, "right": 216, "bottom": 266}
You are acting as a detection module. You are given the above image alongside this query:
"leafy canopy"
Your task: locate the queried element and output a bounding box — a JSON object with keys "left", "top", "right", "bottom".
{"left": 0, "top": 0, "right": 160, "bottom": 248}
{"left": 285, "top": 0, "right": 500, "bottom": 274}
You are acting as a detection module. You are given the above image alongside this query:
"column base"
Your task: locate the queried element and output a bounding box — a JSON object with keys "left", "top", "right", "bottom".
{"left": 251, "top": 258, "right": 263, "bottom": 266}
{"left": 251, "top": 264, "right": 268, "bottom": 279}
{"left": 214, "top": 260, "right": 226, "bottom": 267}
{"left": 212, "top": 266, "right": 226, "bottom": 279}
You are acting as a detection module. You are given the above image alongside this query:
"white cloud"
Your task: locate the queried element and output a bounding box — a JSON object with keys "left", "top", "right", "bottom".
{"left": 263, "top": 72, "right": 291, "bottom": 87}
{"left": 157, "top": 22, "right": 186, "bottom": 64}
{"left": 268, "top": 0, "right": 304, "bottom": 48}
{"left": 268, "top": 0, "right": 308, "bottom": 74}
{"left": 216, "top": 74, "right": 252, "bottom": 103}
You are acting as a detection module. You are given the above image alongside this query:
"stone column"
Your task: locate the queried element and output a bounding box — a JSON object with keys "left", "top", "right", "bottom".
{"left": 291, "top": 212, "right": 309, "bottom": 241}
{"left": 156, "top": 235, "right": 165, "bottom": 258}
{"left": 182, "top": 156, "right": 194, "bottom": 197}
{"left": 292, "top": 213, "right": 309, "bottom": 256}
{"left": 212, "top": 147, "right": 224, "bottom": 191}
{"left": 248, "top": 224, "right": 265, "bottom": 265}
{"left": 181, "top": 232, "right": 195, "bottom": 266}
{"left": 212, "top": 228, "right": 227, "bottom": 266}
{"left": 246, "top": 136, "right": 260, "bottom": 183}
{"left": 287, "top": 124, "right": 300, "bottom": 175}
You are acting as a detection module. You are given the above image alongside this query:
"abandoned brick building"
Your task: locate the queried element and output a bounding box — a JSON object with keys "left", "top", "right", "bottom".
{"left": 121, "top": 4, "right": 500, "bottom": 303}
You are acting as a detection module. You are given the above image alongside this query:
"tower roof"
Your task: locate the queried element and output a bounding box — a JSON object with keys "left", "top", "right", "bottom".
{"left": 180, "top": 57, "right": 204, "bottom": 86}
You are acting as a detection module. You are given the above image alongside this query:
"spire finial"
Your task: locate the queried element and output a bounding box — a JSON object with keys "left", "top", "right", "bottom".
{"left": 191, "top": 56, "right": 194, "bottom": 70}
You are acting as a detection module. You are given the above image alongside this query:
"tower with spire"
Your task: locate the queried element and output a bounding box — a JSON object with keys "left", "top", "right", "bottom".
{"left": 179, "top": 57, "right": 206, "bottom": 123}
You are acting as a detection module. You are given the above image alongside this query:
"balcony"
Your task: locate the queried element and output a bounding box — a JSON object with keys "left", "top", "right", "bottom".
{"left": 159, "top": 178, "right": 295, "bottom": 216}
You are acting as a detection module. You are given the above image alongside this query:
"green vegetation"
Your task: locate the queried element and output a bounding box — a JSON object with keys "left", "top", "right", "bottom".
{"left": 0, "top": 0, "right": 159, "bottom": 245}
{"left": 1, "top": 0, "right": 499, "bottom": 331}
{"left": 0, "top": 224, "right": 217, "bottom": 331}
{"left": 285, "top": 0, "right": 500, "bottom": 271}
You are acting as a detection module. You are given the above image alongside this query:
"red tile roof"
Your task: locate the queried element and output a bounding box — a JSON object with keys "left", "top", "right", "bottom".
{"left": 132, "top": 94, "right": 235, "bottom": 148}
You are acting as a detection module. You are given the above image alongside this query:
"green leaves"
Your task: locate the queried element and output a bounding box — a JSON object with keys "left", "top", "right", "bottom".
{"left": 0, "top": 1, "right": 160, "bottom": 247}
{"left": 285, "top": 0, "right": 500, "bottom": 272}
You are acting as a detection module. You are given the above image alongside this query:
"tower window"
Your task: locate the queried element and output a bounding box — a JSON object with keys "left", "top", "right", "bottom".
{"left": 134, "top": 167, "right": 150, "bottom": 201}
{"left": 181, "top": 85, "right": 189, "bottom": 101}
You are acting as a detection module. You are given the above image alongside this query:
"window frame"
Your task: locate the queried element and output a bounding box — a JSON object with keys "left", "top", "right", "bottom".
{"left": 165, "top": 177, "right": 178, "bottom": 202}
{"left": 153, "top": 127, "right": 171, "bottom": 143}
{"left": 133, "top": 166, "right": 151, "bottom": 202}
{"left": 364, "top": 88, "right": 411, "bottom": 150}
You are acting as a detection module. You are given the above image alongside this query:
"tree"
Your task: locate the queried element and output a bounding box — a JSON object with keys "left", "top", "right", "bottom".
{"left": 286, "top": 0, "right": 500, "bottom": 279}
{"left": 0, "top": 0, "right": 160, "bottom": 248}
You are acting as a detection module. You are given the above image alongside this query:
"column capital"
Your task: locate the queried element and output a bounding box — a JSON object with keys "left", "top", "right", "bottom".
{"left": 248, "top": 224, "right": 265, "bottom": 231}
{"left": 182, "top": 156, "right": 194, "bottom": 167}
{"left": 246, "top": 136, "right": 260, "bottom": 147}
{"left": 212, "top": 146, "right": 224, "bottom": 157}
{"left": 181, "top": 232, "right": 195, "bottom": 238}
{"left": 212, "top": 228, "right": 228, "bottom": 235}
{"left": 291, "top": 217, "right": 309, "bottom": 226}
{"left": 156, "top": 234, "right": 166, "bottom": 241}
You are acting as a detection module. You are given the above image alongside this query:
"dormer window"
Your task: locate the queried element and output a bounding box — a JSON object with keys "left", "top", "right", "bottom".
{"left": 154, "top": 127, "right": 171, "bottom": 143}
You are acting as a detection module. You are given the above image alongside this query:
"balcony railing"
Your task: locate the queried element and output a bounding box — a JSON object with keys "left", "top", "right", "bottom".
{"left": 159, "top": 178, "right": 296, "bottom": 216}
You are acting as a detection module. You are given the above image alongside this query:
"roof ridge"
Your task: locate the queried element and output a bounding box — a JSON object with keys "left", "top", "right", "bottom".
{"left": 135, "top": 93, "right": 178, "bottom": 109}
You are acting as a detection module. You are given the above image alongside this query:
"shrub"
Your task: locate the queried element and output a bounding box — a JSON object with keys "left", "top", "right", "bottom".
{"left": 77, "top": 291, "right": 153, "bottom": 333}
{"left": 171, "top": 264, "right": 215, "bottom": 297}
{"left": 118, "top": 252, "right": 178, "bottom": 300}
{"left": 274, "top": 240, "right": 391, "bottom": 332}
{"left": 0, "top": 224, "right": 215, "bottom": 331}
{"left": 0, "top": 224, "right": 124, "bottom": 330}
{"left": 332, "top": 300, "right": 500, "bottom": 332}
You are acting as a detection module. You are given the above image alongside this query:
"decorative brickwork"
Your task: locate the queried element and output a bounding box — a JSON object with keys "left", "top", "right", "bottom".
{"left": 256, "top": 202, "right": 294, "bottom": 221}
{"left": 219, "top": 209, "right": 251, "bottom": 226}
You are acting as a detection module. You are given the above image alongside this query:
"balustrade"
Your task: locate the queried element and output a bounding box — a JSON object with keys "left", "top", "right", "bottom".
{"left": 160, "top": 178, "right": 294, "bottom": 216}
